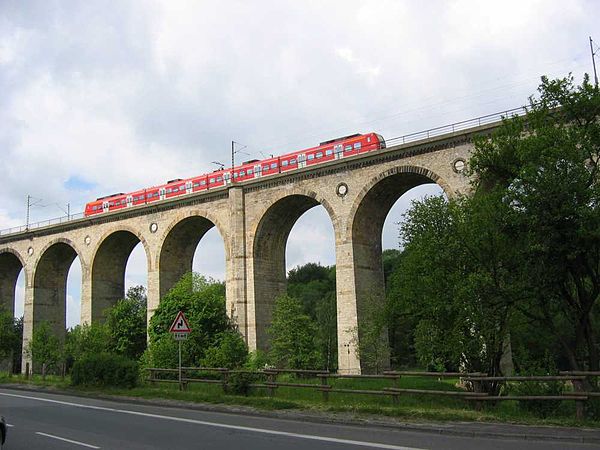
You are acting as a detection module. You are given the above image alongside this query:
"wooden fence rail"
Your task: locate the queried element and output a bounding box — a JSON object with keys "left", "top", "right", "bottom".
{"left": 145, "top": 368, "right": 600, "bottom": 420}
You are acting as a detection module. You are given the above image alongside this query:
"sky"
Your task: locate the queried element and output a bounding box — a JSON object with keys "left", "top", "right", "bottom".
{"left": 1, "top": 0, "right": 598, "bottom": 327}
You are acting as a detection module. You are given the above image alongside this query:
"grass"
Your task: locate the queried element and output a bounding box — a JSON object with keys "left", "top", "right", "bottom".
{"left": 1, "top": 370, "right": 598, "bottom": 428}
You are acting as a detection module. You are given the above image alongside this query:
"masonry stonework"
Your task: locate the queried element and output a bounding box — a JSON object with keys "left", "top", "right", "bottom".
{"left": 0, "top": 125, "right": 485, "bottom": 374}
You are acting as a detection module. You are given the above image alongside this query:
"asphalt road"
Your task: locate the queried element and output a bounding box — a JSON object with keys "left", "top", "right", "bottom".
{"left": 0, "top": 388, "right": 598, "bottom": 450}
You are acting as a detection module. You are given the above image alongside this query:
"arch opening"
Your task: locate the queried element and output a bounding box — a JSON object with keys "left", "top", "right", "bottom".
{"left": 159, "top": 216, "right": 219, "bottom": 299}
{"left": 0, "top": 251, "right": 24, "bottom": 317}
{"left": 252, "top": 194, "right": 333, "bottom": 352}
{"left": 92, "top": 230, "right": 147, "bottom": 323}
{"left": 0, "top": 251, "right": 24, "bottom": 373}
{"left": 33, "top": 242, "right": 78, "bottom": 345}
{"left": 351, "top": 170, "right": 447, "bottom": 372}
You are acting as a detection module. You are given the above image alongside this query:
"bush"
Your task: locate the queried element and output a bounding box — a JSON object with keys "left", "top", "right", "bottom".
{"left": 71, "top": 353, "right": 139, "bottom": 388}
{"left": 226, "top": 371, "right": 260, "bottom": 396}
{"left": 201, "top": 331, "right": 248, "bottom": 369}
{"left": 512, "top": 353, "right": 563, "bottom": 417}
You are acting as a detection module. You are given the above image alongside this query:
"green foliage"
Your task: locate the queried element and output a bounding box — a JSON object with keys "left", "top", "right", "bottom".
{"left": 0, "top": 309, "right": 20, "bottom": 363}
{"left": 225, "top": 372, "right": 260, "bottom": 396}
{"left": 71, "top": 353, "right": 139, "bottom": 388}
{"left": 201, "top": 330, "right": 249, "bottom": 369}
{"left": 244, "top": 350, "right": 270, "bottom": 370}
{"left": 287, "top": 263, "right": 335, "bottom": 319}
{"left": 388, "top": 194, "right": 515, "bottom": 377}
{"left": 315, "top": 292, "right": 337, "bottom": 371}
{"left": 511, "top": 352, "right": 563, "bottom": 418}
{"left": 287, "top": 263, "right": 337, "bottom": 370}
{"left": 268, "top": 294, "right": 320, "bottom": 370}
{"left": 65, "top": 323, "right": 110, "bottom": 368}
{"left": 140, "top": 336, "right": 178, "bottom": 369}
{"left": 26, "top": 321, "right": 62, "bottom": 374}
{"left": 105, "top": 286, "right": 147, "bottom": 360}
{"left": 469, "top": 74, "right": 600, "bottom": 373}
{"left": 145, "top": 272, "right": 247, "bottom": 369}
{"left": 349, "top": 296, "right": 389, "bottom": 374}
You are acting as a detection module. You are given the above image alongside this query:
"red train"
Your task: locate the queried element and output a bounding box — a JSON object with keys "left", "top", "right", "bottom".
{"left": 84, "top": 132, "right": 385, "bottom": 216}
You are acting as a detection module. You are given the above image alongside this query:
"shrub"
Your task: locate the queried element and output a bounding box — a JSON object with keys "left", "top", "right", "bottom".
{"left": 201, "top": 331, "right": 248, "bottom": 369}
{"left": 71, "top": 353, "right": 139, "bottom": 388}
{"left": 226, "top": 371, "right": 260, "bottom": 396}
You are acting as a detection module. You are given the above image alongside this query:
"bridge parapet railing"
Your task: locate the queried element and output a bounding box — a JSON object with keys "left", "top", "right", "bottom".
{"left": 0, "top": 212, "right": 85, "bottom": 237}
{"left": 385, "top": 106, "right": 528, "bottom": 147}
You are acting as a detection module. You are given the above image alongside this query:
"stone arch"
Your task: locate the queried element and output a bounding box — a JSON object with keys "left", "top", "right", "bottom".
{"left": 0, "top": 247, "right": 26, "bottom": 316}
{"left": 347, "top": 165, "right": 452, "bottom": 237}
{"left": 250, "top": 189, "right": 338, "bottom": 351}
{"left": 346, "top": 165, "right": 449, "bottom": 372}
{"left": 90, "top": 227, "right": 150, "bottom": 323}
{"left": 32, "top": 239, "right": 81, "bottom": 345}
{"left": 157, "top": 210, "right": 229, "bottom": 299}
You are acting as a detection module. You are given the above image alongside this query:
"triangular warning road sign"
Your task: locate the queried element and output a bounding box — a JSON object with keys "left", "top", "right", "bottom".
{"left": 169, "top": 311, "right": 192, "bottom": 333}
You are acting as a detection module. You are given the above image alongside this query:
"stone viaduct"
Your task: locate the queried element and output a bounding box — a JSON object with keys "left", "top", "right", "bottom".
{"left": 0, "top": 117, "right": 503, "bottom": 374}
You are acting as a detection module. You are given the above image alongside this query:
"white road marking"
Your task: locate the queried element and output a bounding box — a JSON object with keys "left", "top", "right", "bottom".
{"left": 6, "top": 423, "right": 14, "bottom": 427}
{"left": 0, "top": 391, "right": 426, "bottom": 450}
{"left": 35, "top": 432, "right": 100, "bottom": 449}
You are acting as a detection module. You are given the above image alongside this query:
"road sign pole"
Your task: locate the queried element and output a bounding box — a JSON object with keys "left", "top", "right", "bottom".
{"left": 178, "top": 339, "right": 182, "bottom": 391}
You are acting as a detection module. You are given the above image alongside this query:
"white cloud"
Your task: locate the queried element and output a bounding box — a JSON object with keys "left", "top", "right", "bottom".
{"left": 1, "top": 0, "right": 598, "bottom": 323}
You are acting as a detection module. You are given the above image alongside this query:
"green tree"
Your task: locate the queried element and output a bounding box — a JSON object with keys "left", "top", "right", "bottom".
{"left": 389, "top": 193, "right": 520, "bottom": 379}
{"left": 268, "top": 294, "right": 320, "bottom": 369}
{"left": 105, "top": 285, "right": 147, "bottom": 360}
{"left": 468, "top": 74, "right": 600, "bottom": 372}
{"left": 65, "top": 323, "right": 110, "bottom": 369}
{"left": 26, "top": 321, "right": 62, "bottom": 377}
{"left": 287, "top": 263, "right": 335, "bottom": 319}
{"left": 145, "top": 272, "right": 247, "bottom": 368}
{"left": 0, "top": 309, "right": 19, "bottom": 372}
{"left": 315, "top": 291, "right": 337, "bottom": 371}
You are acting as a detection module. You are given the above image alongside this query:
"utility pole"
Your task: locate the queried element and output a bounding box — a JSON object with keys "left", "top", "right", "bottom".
{"left": 26, "top": 195, "right": 31, "bottom": 230}
{"left": 591, "top": 36, "right": 599, "bottom": 87}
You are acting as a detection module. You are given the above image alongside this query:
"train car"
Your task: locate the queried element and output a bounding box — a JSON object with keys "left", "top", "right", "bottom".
{"left": 84, "top": 132, "right": 385, "bottom": 217}
{"left": 189, "top": 174, "right": 209, "bottom": 192}
{"left": 231, "top": 159, "right": 260, "bottom": 182}
{"left": 207, "top": 170, "right": 226, "bottom": 189}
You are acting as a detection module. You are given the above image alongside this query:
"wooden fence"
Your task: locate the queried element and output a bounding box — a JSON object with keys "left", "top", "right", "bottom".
{"left": 146, "top": 367, "right": 600, "bottom": 419}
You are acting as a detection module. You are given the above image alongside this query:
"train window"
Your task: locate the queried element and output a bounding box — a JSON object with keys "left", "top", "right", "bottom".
{"left": 344, "top": 145, "right": 352, "bottom": 151}
{"left": 209, "top": 178, "right": 215, "bottom": 183}
{"left": 367, "top": 136, "right": 371, "bottom": 142}
{"left": 217, "top": 176, "right": 222, "bottom": 182}
{"left": 290, "top": 159, "right": 297, "bottom": 165}
{"left": 263, "top": 165, "right": 269, "bottom": 171}
{"left": 326, "top": 149, "right": 333, "bottom": 156}
{"left": 270, "top": 162, "right": 277, "bottom": 169}
{"left": 200, "top": 180, "right": 206, "bottom": 185}
{"left": 233, "top": 173, "right": 238, "bottom": 179}
{"left": 354, "top": 142, "right": 361, "bottom": 149}
{"left": 92, "top": 206, "right": 97, "bottom": 210}
{"left": 307, "top": 154, "right": 315, "bottom": 160}
{"left": 193, "top": 182, "right": 199, "bottom": 187}
{"left": 240, "top": 170, "right": 245, "bottom": 176}
{"left": 140, "top": 195, "right": 145, "bottom": 200}
{"left": 248, "top": 168, "right": 253, "bottom": 174}
{"left": 316, "top": 152, "right": 323, "bottom": 158}
{"left": 282, "top": 160, "right": 289, "bottom": 167}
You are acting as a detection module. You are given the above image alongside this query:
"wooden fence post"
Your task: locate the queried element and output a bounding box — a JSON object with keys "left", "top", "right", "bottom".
{"left": 267, "top": 371, "right": 276, "bottom": 398}
{"left": 572, "top": 378, "right": 585, "bottom": 421}
{"left": 320, "top": 375, "right": 329, "bottom": 402}
{"left": 222, "top": 369, "right": 229, "bottom": 394}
